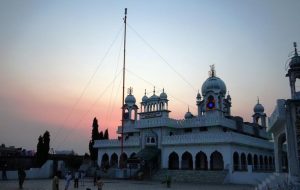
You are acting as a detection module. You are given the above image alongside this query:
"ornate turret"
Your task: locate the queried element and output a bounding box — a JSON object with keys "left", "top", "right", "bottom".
{"left": 286, "top": 42, "right": 300, "bottom": 99}
{"left": 139, "top": 87, "right": 170, "bottom": 119}
{"left": 252, "top": 98, "right": 266, "bottom": 128}
{"left": 123, "top": 87, "right": 138, "bottom": 121}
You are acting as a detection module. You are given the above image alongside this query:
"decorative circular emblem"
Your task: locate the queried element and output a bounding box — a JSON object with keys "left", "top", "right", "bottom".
{"left": 206, "top": 95, "right": 216, "bottom": 110}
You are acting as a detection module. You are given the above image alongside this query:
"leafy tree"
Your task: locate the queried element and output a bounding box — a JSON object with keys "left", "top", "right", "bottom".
{"left": 36, "top": 136, "right": 43, "bottom": 165}
{"left": 104, "top": 129, "right": 109, "bottom": 139}
{"left": 92, "top": 118, "right": 100, "bottom": 140}
{"left": 43, "top": 131, "right": 50, "bottom": 157}
{"left": 90, "top": 117, "right": 101, "bottom": 161}
{"left": 36, "top": 131, "right": 50, "bottom": 166}
{"left": 99, "top": 131, "right": 104, "bottom": 140}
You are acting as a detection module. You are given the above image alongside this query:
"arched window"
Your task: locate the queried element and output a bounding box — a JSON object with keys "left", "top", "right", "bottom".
{"left": 110, "top": 153, "right": 118, "bottom": 168}
{"left": 101, "top": 153, "right": 109, "bottom": 169}
{"left": 168, "top": 152, "right": 179, "bottom": 170}
{"left": 181, "top": 151, "right": 193, "bottom": 170}
{"left": 210, "top": 151, "right": 224, "bottom": 170}
{"left": 241, "top": 153, "right": 247, "bottom": 171}
{"left": 233, "top": 152, "right": 239, "bottom": 171}
{"left": 195, "top": 151, "right": 207, "bottom": 170}
{"left": 151, "top": 137, "right": 155, "bottom": 143}
{"left": 119, "top": 153, "right": 128, "bottom": 168}
{"left": 247, "top": 153, "right": 253, "bottom": 165}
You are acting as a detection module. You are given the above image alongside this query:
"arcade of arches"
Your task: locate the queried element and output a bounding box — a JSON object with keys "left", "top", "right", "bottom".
{"left": 168, "top": 151, "right": 224, "bottom": 170}
{"left": 232, "top": 152, "right": 275, "bottom": 171}
{"left": 168, "top": 151, "right": 274, "bottom": 171}
{"left": 100, "top": 152, "right": 137, "bottom": 169}
{"left": 100, "top": 151, "right": 275, "bottom": 171}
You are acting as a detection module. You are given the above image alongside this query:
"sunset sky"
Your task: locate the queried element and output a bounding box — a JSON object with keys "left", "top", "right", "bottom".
{"left": 0, "top": 0, "right": 299, "bottom": 154}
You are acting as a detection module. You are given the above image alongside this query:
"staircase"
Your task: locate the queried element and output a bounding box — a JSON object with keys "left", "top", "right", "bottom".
{"left": 255, "top": 173, "right": 289, "bottom": 190}
{"left": 152, "top": 169, "right": 228, "bottom": 184}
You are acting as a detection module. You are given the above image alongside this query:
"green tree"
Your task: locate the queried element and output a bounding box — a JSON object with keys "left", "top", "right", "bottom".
{"left": 92, "top": 118, "right": 100, "bottom": 140}
{"left": 36, "top": 131, "right": 50, "bottom": 166}
{"left": 42, "top": 131, "right": 50, "bottom": 157}
{"left": 104, "top": 129, "right": 109, "bottom": 139}
{"left": 99, "top": 131, "right": 104, "bottom": 140}
{"left": 36, "top": 136, "right": 43, "bottom": 165}
{"left": 90, "top": 117, "right": 100, "bottom": 161}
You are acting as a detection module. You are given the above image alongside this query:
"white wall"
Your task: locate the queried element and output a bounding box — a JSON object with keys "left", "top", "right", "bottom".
{"left": 228, "top": 171, "right": 271, "bottom": 185}
{"left": 0, "top": 160, "right": 53, "bottom": 180}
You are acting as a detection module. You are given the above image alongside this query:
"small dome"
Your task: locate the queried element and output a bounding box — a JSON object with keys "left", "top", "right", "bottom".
{"left": 149, "top": 94, "right": 159, "bottom": 100}
{"left": 142, "top": 95, "right": 148, "bottom": 102}
{"left": 227, "top": 94, "right": 231, "bottom": 101}
{"left": 184, "top": 107, "right": 193, "bottom": 119}
{"left": 149, "top": 87, "right": 159, "bottom": 101}
{"left": 125, "top": 94, "right": 136, "bottom": 106}
{"left": 201, "top": 76, "right": 227, "bottom": 96}
{"left": 254, "top": 101, "right": 264, "bottom": 113}
{"left": 196, "top": 91, "right": 201, "bottom": 100}
{"left": 289, "top": 54, "right": 300, "bottom": 68}
{"left": 160, "top": 88, "right": 168, "bottom": 99}
{"left": 142, "top": 89, "right": 148, "bottom": 102}
{"left": 289, "top": 42, "right": 300, "bottom": 68}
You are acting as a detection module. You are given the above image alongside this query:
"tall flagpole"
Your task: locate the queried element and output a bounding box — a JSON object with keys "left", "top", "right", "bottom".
{"left": 121, "top": 8, "right": 127, "bottom": 163}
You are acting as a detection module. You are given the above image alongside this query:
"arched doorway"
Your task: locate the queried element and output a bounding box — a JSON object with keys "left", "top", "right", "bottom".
{"left": 253, "top": 154, "right": 258, "bottom": 171}
{"left": 269, "top": 156, "right": 273, "bottom": 171}
{"left": 110, "top": 153, "right": 118, "bottom": 168}
{"left": 241, "top": 153, "right": 247, "bottom": 171}
{"left": 247, "top": 153, "right": 253, "bottom": 166}
{"left": 101, "top": 153, "right": 109, "bottom": 169}
{"left": 210, "top": 151, "right": 224, "bottom": 170}
{"left": 233, "top": 152, "right": 239, "bottom": 171}
{"left": 181, "top": 151, "right": 193, "bottom": 170}
{"left": 278, "top": 133, "right": 288, "bottom": 172}
{"left": 119, "top": 153, "right": 128, "bottom": 168}
{"left": 264, "top": 156, "right": 268, "bottom": 171}
{"left": 195, "top": 151, "right": 207, "bottom": 170}
{"left": 259, "top": 155, "right": 263, "bottom": 170}
{"left": 168, "top": 152, "right": 179, "bottom": 170}
{"left": 130, "top": 152, "right": 136, "bottom": 158}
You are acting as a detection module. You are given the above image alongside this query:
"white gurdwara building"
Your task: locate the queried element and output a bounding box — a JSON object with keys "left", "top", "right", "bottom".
{"left": 94, "top": 66, "right": 275, "bottom": 184}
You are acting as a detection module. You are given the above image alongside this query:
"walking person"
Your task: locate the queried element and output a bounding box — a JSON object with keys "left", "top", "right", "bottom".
{"left": 93, "top": 170, "right": 97, "bottom": 186}
{"left": 2, "top": 164, "right": 7, "bottom": 180}
{"left": 80, "top": 170, "right": 85, "bottom": 186}
{"left": 18, "top": 168, "right": 26, "bottom": 189}
{"left": 64, "top": 171, "right": 72, "bottom": 190}
{"left": 52, "top": 172, "right": 59, "bottom": 190}
{"left": 74, "top": 170, "right": 79, "bottom": 188}
{"left": 96, "top": 176, "right": 104, "bottom": 190}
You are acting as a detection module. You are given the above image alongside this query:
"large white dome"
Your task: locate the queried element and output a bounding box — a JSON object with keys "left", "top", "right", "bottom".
{"left": 201, "top": 76, "right": 227, "bottom": 96}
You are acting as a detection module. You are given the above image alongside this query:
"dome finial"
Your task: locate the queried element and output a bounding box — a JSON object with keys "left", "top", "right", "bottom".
{"left": 144, "top": 89, "right": 147, "bottom": 95}
{"left": 153, "top": 86, "right": 156, "bottom": 95}
{"left": 257, "top": 96, "right": 259, "bottom": 104}
{"left": 294, "top": 42, "right": 298, "bottom": 56}
{"left": 209, "top": 64, "right": 216, "bottom": 77}
{"left": 163, "top": 88, "right": 165, "bottom": 93}
{"left": 128, "top": 87, "right": 133, "bottom": 95}
{"left": 188, "top": 106, "right": 190, "bottom": 112}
